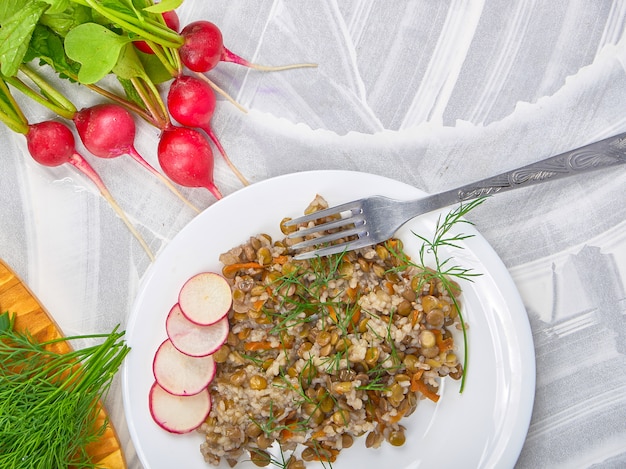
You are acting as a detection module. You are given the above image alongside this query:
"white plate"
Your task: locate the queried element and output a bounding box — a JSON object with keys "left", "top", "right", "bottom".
{"left": 122, "top": 170, "right": 535, "bottom": 469}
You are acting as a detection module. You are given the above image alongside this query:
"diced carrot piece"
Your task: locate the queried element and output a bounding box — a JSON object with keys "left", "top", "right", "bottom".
{"left": 222, "top": 262, "right": 264, "bottom": 278}
{"left": 327, "top": 305, "right": 338, "bottom": 323}
{"left": 351, "top": 307, "right": 361, "bottom": 326}
{"left": 389, "top": 408, "right": 407, "bottom": 424}
{"left": 244, "top": 339, "right": 294, "bottom": 351}
{"left": 433, "top": 329, "right": 454, "bottom": 352}
{"left": 243, "top": 340, "right": 275, "bottom": 351}
{"left": 410, "top": 309, "right": 420, "bottom": 327}
{"left": 346, "top": 287, "right": 358, "bottom": 302}
{"left": 410, "top": 371, "right": 440, "bottom": 403}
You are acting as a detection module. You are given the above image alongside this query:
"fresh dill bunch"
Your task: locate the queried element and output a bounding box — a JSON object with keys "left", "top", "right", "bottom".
{"left": 0, "top": 312, "right": 130, "bottom": 469}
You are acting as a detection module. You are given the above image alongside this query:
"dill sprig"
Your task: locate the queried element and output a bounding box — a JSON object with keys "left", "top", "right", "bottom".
{"left": 415, "top": 198, "right": 485, "bottom": 392}
{"left": 0, "top": 311, "right": 130, "bottom": 469}
{"left": 413, "top": 197, "right": 486, "bottom": 284}
{"left": 249, "top": 400, "right": 308, "bottom": 438}
{"left": 390, "top": 197, "right": 486, "bottom": 392}
{"left": 320, "top": 347, "right": 348, "bottom": 374}
{"left": 274, "top": 360, "right": 316, "bottom": 406}
{"left": 240, "top": 352, "right": 265, "bottom": 367}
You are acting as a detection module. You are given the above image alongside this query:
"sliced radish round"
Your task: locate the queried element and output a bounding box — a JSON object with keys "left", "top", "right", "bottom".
{"left": 178, "top": 272, "right": 232, "bottom": 325}
{"left": 153, "top": 339, "right": 217, "bottom": 396}
{"left": 149, "top": 382, "right": 212, "bottom": 434}
{"left": 166, "top": 303, "right": 230, "bottom": 357}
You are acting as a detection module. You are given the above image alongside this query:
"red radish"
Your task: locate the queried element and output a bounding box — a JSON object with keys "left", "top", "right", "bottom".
{"left": 178, "top": 21, "right": 222, "bottom": 72}
{"left": 149, "top": 381, "right": 211, "bottom": 434}
{"left": 166, "top": 303, "right": 229, "bottom": 357}
{"left": 167, "top": 75, "right": 249, "bottom": 185}
{"left": 26, "top": 120, "right": 154, "bottom": 261}
{"left": 152, "top": 339, "right": 216, "bottom": 396}
{"left": 74, "top": 104, "right": 136, "bottom": 159}
{"left": 134, "top": 10, "right": 180, "bottom": 54}
{"left": 179, "top": 20, "right": 317, "bottom": 73}
{"left": 157, "top": 125, "right": 223, "bottom": 200}
{"left": 178, "top": 272, "right": 232, "bottom": 325}
{"left": 73, "top": 103, "right": 199, "bottom": 212}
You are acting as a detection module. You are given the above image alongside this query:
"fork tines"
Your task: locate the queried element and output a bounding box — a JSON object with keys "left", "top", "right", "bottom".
{"left": 284, "top": 200, "right": 367, "bottom": 259}
{"left": 283, "top": 200, "right": 363, "bottom": 227}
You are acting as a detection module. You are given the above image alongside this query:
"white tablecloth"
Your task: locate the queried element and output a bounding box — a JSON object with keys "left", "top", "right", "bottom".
{"left": 1, "top": 1, "right": 625, "bottom": 467}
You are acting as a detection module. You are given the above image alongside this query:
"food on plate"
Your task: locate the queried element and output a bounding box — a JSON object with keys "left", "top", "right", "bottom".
{"left": 193, "top": 195, "right": 467, "bottom": 467}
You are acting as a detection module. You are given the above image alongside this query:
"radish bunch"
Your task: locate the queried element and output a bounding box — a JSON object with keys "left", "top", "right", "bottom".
{"left": 149, "top": 272, "right": 232, "bottom": 434}
{"left": 152, "top": 15, "right": 316, "bottom": 197}
{"left": 1, "top": 4, "right": 317, "bottom": 262}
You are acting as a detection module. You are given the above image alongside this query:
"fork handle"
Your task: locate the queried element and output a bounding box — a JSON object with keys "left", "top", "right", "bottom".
{"left": 424, "top": 131, "right": 626, "bottom": 210}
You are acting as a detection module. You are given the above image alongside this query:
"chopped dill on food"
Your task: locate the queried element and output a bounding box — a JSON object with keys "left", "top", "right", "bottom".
{"left": 202, "top": 195, "right": 486, "bottom": 468}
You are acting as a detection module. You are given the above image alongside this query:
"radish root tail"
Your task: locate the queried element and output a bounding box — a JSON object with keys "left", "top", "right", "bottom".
{"left": 247, "top": 62, "right": 318, "bottom": 72}
{"left": 193, "top": 72, "right": 248, "bottom": 114}
{"left": 208, "top": 184, "right": 223, "bottom": 200}
{"left": 69, "top": 153, "right": 156, "bottom": 262}
{"left": 221, "top": 47, "right": 318, "bottom": 72}
{"left": 204, "top": 127, "right": 250, "bottom": 186}
{"left": 127, "top": 148, "right": 201, "bottom": 213}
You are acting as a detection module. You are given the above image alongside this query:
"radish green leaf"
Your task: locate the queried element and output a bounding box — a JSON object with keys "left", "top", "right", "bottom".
{"left": 39, "top": 3, "right": 92, "bottom": 37}
{"left": 0, "top": 2, "right": 48, "bottom": 77}
{"left": 41, "top": 0, "right": 70, "bottom": 15}
{"left": 25, "top": 24, "right": 80, "bottom": 79}
{"left": 64, "top": 22, "right": 132, "bottom": 84}
{"left": 112, "top": 42, "right": 149, "bottom": 80}
{"left": 144, "top": 0, "right": 183, "bottom": 14}
{"left": 136, "top": 50, "right": 172, "bottom": 84}
{"left": 0, "top": 0, "right": 29, "bottom": 23}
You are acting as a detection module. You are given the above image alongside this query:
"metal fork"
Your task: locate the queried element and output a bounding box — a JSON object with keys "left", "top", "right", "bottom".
{"left": 285, "top": 132, "right": 626, "bottom": 259}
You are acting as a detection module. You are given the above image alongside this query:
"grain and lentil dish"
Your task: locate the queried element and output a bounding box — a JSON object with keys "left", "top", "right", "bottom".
{"left": 200, "top": 195, "right": 465, "bottom": 468}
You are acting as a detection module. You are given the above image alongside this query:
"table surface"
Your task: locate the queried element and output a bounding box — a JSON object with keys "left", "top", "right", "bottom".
{"left": 1, "top": 1, "right": 626, "bottom": 468}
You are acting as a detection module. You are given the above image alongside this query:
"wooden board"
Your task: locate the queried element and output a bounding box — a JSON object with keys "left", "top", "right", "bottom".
{"left": 0, "top": 259, "right": 127, "bottom": 469}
